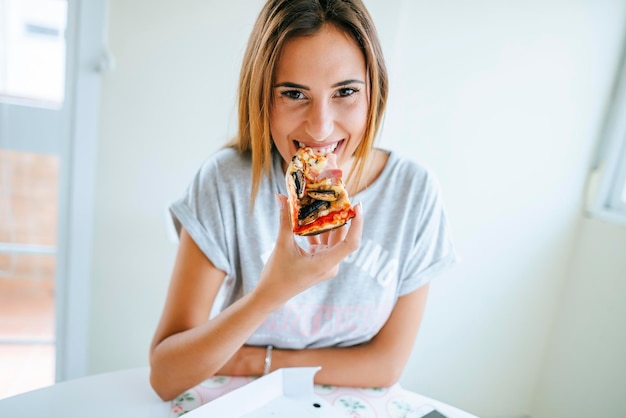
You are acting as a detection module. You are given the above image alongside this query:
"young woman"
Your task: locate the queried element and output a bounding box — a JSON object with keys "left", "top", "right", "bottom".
{"left": 149, "top": 0, "right": 457, "bottom": 401}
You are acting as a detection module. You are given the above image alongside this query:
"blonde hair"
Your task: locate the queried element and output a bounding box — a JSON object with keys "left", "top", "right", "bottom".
{"left": 228, "top": 0, "right": 388, "bottom": 205}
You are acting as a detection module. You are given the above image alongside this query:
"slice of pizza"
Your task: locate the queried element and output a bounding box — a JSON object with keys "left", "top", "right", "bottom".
{"left": 286, "top": 146, "right": 356, "bottom": 236}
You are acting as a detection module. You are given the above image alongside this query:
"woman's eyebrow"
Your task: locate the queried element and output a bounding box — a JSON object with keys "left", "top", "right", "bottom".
{"left": 274, "top": 82, "right": 309, "bottom": 90}
{"left": 274, "top": 79, "right": 365, "bottom": 89}
{"left": 332, "top": 79, "right": 365, "bottom": 88}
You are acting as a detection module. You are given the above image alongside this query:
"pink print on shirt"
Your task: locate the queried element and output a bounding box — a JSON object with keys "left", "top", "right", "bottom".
{"left": 257, "top": 301, "right": 394, "bottom": 341}
{"left": 256, "top": 238, "right": 399, "bottom": 345}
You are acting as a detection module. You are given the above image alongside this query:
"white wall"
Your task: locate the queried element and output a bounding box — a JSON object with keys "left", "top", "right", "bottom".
{"left": 386, "top": 1, "right": 626, "bottom": 417}
{"left": 532, "top": 218, "right": 626, "bottom": 418}
{"left": 90, "top": 0, "right": 259, "bottom": 370}
{"left": 91, "top": 0, "right": 626, "bottom": 417}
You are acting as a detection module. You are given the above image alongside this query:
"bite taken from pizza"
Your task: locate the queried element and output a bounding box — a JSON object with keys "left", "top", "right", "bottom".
{"left": 286, "top": 146, "right": 356, "bottom": 236}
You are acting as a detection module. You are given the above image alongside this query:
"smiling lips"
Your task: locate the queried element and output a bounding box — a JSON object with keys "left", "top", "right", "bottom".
{"left": 295, "top": 140, "right": 341, "bottom": 155}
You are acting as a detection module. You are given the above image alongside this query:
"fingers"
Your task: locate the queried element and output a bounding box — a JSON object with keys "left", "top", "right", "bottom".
{"left": 307, "top": 234, "right": 321, "bottom": 246}
{"left": 274, "top": 196, "right": 363, "bottom": 270}
{"left": 308, "top": 244, "right": 326, "bottom": 254}
{"left": 312, "top": 203, "right": 363, "bottom": 266}
{"left": 307, "top": 218, "right": 349, "bottom": 250}
{"left": 337, "top": 202, "right": 363, "bottom": 254}
{"left": 327, "top": 221, "right": 349, "bottom": 247}
{"left": 275, "top": 194, "right": 294, "bottom": 245}
{"left": 265, "top": 199, "right": 364, "bottom": 292}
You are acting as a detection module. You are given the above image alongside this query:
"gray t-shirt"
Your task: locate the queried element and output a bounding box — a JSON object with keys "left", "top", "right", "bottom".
{"left": 170, "top": 147, "right": 457, "bottom": 349}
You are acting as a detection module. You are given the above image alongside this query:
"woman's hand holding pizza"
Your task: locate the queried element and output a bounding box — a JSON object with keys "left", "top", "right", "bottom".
{"left": 251, "top": 194, "right": 363, "bottom": 309}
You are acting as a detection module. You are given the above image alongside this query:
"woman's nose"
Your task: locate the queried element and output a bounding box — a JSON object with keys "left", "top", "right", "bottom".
{"left": 305, "top": 101, "right": 333, "bottom": 141}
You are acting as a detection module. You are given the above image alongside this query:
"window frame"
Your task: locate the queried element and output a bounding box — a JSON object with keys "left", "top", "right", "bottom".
{"left": 55, "top": 0, "right": 108, "bottom": 381}
{"left": 588, "top": 49, "right": 626, "bottom": 227}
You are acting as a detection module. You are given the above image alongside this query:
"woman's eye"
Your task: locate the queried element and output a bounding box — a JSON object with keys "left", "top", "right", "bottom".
{"left": 336, "top": 87, "right": 358, "bottom": 97}
{"left": 281, "top": 90, "right": 305, "bottom": 100}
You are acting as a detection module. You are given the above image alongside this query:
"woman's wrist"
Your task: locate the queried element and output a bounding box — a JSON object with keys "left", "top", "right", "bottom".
{"left": 217, "top": 345, "right": 265, "bottom": 376}
{"left": 246, "top": 285, "right": 287, "bottom": 314}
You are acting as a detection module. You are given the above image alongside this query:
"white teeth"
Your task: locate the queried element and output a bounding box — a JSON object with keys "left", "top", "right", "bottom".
{"left": 297, "top": 141, "right": 339, "bottom": 155}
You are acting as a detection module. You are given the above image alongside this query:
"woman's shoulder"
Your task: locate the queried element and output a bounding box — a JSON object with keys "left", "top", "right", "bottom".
{"left": 197, "top": 147, "right": 252, "bottom": 178}
{"left": 381, "top": 148, "right": 435, "bottom": 185}
{"left": 206, "top": 146, "right": 251, "bottom": 165}
{"left": 371, "top": 150, "right": 445, "bottom": 210}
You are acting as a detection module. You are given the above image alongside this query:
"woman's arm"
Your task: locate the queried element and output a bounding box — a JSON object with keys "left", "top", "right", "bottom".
{"left": 218, "top": 283, "right": 430, "bottom": 388}
{"left": 149, "top": 227, "right": 272, "bottom": 401}
{"left": 149, "top": 195, "right": 363, "bottom": 400}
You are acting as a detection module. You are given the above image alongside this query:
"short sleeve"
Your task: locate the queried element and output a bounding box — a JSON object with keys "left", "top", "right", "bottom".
{"left": 169, "top": 157, "right": 232, "bottom": 277}
{"left": 397, "top": 172, "right": 458, "bottom": 296}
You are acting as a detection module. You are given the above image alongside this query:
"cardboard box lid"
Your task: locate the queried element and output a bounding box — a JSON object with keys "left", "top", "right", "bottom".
{"left": 183, "top": 367, "right": 343, "bottom": 417}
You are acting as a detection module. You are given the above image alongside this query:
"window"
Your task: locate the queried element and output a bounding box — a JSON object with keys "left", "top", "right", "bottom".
{"left": 588, "top": 52, "right": 626, "bottom": 227}
{"left": 0, "top": 0, "right": 68, "bottom": 107}
{"left": 0, "top": 0, "right": 68, "bottom": 396}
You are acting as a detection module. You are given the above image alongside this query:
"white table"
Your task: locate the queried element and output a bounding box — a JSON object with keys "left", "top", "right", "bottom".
{"left": 0, "top": 367, "right": 170, "bottom": 418}
{"left": 0, "top": 367, "right": 478, "bottom": 417}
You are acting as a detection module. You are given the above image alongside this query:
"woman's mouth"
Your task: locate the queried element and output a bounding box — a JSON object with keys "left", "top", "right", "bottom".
{"left": 295, "top": 140, "right": 341, "bottom": 155}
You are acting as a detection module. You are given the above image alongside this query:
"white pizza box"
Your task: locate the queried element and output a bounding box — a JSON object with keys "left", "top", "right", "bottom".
{"left": 183, "top": 367, "right": 344, "bottom": 417}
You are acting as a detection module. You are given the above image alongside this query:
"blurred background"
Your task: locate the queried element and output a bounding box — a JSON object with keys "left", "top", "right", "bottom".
{"left": 1, "top": 0, "right": 625, "bottom": 417}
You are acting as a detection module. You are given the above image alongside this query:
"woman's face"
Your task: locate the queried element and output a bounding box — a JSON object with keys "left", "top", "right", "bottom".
{"left": 270, "top": 25, "right": 369, "bottom": 172}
